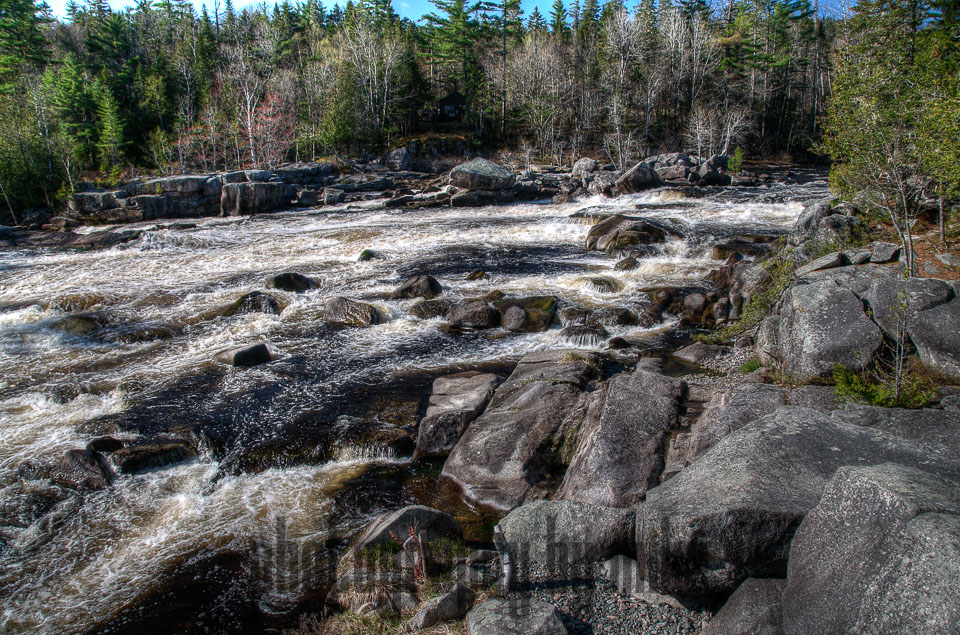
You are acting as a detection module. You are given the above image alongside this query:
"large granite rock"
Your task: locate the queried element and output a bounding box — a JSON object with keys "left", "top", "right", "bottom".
{"left": 635, "top": 406, "right": 960, "bottom": 596}
{"left": 390, "top": 275, "right": 442, "bottom": 300}
{"left": 441, "top": 350, "right": 602, "bottom": 510}
{"left": 323, "top": 297, "right": 380, "bottom": 327}
{"left": 450, "top": 159, "right": 516, "bottom": 190}
{"left": 758, "top": 275, "right": 884, "bottom": 381}
{"left": 343, "top": 505, "right": 462, "bottom": 563}
{"left": 499, "top": 500, "right": 635, "bottom": 571}
{"left": 220, "top": 181, "right": 293, "bottom": 216}
{"left": 408, "top": 583, "right": 476, "bottom": 630}
{"left": 50, "top": 449, "right": 115, "bottom": 490}
{"left": 787, "top": 200, "right": 832, "bottom": 246}
{"left": 571, "top": 157, "right": 598, "bottom": 177}
{"left": 909, "top": 295, "right": 960, "bottom": 379}
{"left": 614, "top": 162, "right": 661, "bottom": 194}
{"left": 414, "top": 372, "right": 500, "bottom": 459}
{"left": 495, "top": 296, "right": 558, "bottom": 332}
{"left": 782, "top": 464, "right": 960, "bottom": 634}
{"left": 467, "top": 598, "right": 567, "bottom": 635}
{"left": 214, "top": 343, "right": 274, "bottom": 367}
{"left": 703, "top": 578, "right": 785, "bottom": 635}
{"left": 556, "top": 369, "right": 684, "bottom": 508}
{"left": 585, "top": 214, "right": 680, "bottom": 254}
{"left": 448, "top": 300, "right": 500, "bottom": 329}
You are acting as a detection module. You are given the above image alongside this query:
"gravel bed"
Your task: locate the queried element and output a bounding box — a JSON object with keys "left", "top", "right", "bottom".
{"left": 509, "top": 562, "right": 712, "bottom": 634}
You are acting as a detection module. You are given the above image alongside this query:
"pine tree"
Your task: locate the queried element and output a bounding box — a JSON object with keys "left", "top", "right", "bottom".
{"left": 93, "top": 81, "right": 126, "bottom": 172}
{"left": 578, "top": 0, "right": 599, "bottom": 39}
{"left": 527, "top": 6, "right": 547, "bottom": 31}
{"left": 0, "top": 0, "right": 51, "bottom": 92}
{"left": 550, "top": 0, "right": 569, "bottom": 35}
{"left": 424, "top": 0, "right": 484, "bottom": 115}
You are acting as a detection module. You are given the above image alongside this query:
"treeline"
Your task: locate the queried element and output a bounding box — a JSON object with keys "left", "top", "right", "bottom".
{"left": 821, "top": 0, "right": 959, "bottom": 271}
{"left": 0, "top": 0, "right": 835, "bottom": 216}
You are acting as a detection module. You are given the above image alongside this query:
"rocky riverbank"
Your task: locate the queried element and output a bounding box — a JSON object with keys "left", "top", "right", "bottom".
{"left": 305, "top": 195, "right": 960, "bottom": 633}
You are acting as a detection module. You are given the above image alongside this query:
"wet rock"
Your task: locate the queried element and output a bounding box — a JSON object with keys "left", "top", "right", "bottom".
{"left": 782, "top": 464, "right": 960, "bottom": 634}
{"left": 467, "top": 598, "right": 567, "bottom": 635}
{"left": 344, "top": 505, "right": 462, "bottom": 561}
{"left": 414, "top": 372, "right": 501, "bottom": 459}
{"left": 86, "top": 436, "right": 124, "bottom": 453}
{"left": 703, "top": 578, "right": 785, "bottom": 635}
{"left": 50, "top": 313, "right": 105, "bottom": 337}
{"left": 357, "top": 248, "right": 381, "bottom": 262}
{"left": 214, "top": 343, "right": 274, "bottom": 367}
{"left": 267, "top": 272, "right": 316, "bottom": 293}
{"left": 635, "top": 407, "right": 960, "bottom": 596}
{"left": 571, "top": 157, "right": 598, "bottom": 177}
{"left": 452, "top": 189, "right": 497, "bottom": 207}
{"left": 51, "top": 449, "right": 115, "bottom": 490}
{"left": 614, "top": 162, "right": 661, "bottom": 194}
{"left": 220, "top": 182, "right": 292, "bottom": 216}
{"left": 323, "top": 297, "right": 380, "bottom": 327}
{"left": 500, "top": 501, "right": 635, "bottom": 572}
{"left": 557, "top": 369, "right": 684, "bottom": 508}
{"left": 758, "top": 276, "right": 883, "bottom": 381}
{"left": 410, "top": 299, "right": 453, "bottom": 320}
{"left": 323, "top": 188, "right": 345, "bottom": 205}
{"left": 390, "top": 274, "right": 442, "bottom": 301}
{"left": 449, "top": 159, "right": 516, "bottom": 191}
{"left": 222, "top": 291, "right": 280, "bottom": 317}
{"left": 587, "top": 172, "right": 619, "bottom": 196}
{"left": 495, "top": 296, "right": 557, "bottom": 332}
{"left": 607, "top": 337, "right": 630, "bottom": 350}
{"left": 408, "top": 583, "right": 476, "bottom": 630}
{"left": 442, "top": 350, "right": 602, "bottom": 509}
{"left": 111, "top": 437, "right": 197, "bottom": 473}
{"left": 614, "top": 257, "right": 638, "bottom": 271}
{"left": 787, "top": 200, "right": 833, "bottom": 246}
{"left": 682, "top": 293, "right": 708, "bottom": 315}
{"left": 585, "top": 214, "right": 678, "bottom": 253}
{"left": 560, "top": 323, "right": 608, "bottom": 347}
{"left": 465, "top": 269, "right": 486, "bottom": 281}
{"left": 449, "top": 300, "right": 499, "bottom": 329}
{"left": 870, "top": 241, "right": 901, "bottom": 263}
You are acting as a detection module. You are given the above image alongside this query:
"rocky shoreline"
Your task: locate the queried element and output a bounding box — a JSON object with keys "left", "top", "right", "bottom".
{"left": 3, "top": 155, "right": 958, "bottom": 633}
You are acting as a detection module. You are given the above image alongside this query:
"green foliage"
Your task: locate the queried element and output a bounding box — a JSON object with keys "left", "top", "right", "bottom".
{"left": 722, "top": 246, "right": 799, "bottom": 338}
{"left": 729, "top": 146, "right": 745, "bottom": 174}
{"left": 833, "top": 364, "right": 937, "bottom": 409}
{"left": 739, "top": 358, "right": 761, "bottom": 373}
{"left": 319, "top": 66, "right": 359, "bottom": 152}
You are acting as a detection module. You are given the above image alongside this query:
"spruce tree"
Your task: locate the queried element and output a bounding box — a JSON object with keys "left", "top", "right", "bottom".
{"left": 550, "top": 0, "right": 569, "bottom": 35}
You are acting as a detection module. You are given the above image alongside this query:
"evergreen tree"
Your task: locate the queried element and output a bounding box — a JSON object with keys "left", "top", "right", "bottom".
{"left": 527, "top": 6, "right": 547, "bottom": 31}
{"left": 0, "top": 0, "right": 51, "bottom": 92}
{"left": 93, "top": 81, "right": 126, "bottom": 172}
{"left": 550, "top": 0, "right": 569, "bottom": 35}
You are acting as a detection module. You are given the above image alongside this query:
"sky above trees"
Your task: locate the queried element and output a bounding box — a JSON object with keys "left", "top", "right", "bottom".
{"left": 45, "top": 0, "right": 560, "bottom": 20}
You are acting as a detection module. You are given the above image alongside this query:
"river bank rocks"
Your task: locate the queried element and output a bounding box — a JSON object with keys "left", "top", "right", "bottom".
{"left": 414, "top": 372, "right": 500, "bottom": 459}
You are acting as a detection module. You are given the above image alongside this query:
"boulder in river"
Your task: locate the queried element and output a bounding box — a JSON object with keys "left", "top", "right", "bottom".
{"left": 222, "top": 291, "right": 280, "bottom": 317}
{"left": 214, "top": 343, "right": 274, "bottom": 367}
{"left": 449, "top": 159, "right": 516, "bottom": 191}
{"left": 571, "top": 157, "right": 598, "bottom": 178}
{"left": 410, "top": 299, "right": 453, "bottom": 320}
{"left": 451, "top": 189, "right": 497, "bottom": 207}
{"left": 448, "top": 300, "right": 500, "bottom": 329}
{"left": 495, "top": 296, "right": 557, "bottom": 332}
{"left": 50, "top": 313, "right": 105, "bottom": 337}
{"left": 415, "top": 372, "right": 500, "bottom": 459}
{"left": 323, "top": 297, "right": 381, "bottom": 327}
{"left": 585, "top": 214, "right": 679, "bottom": 253}
{"left": 50, "top": 449, "right": 115, "bottom": 490}
{"left": 220, "top": 182, "right": 293, "bottom": 216}
{"left": 614, "top": 162, "right": 661, "bottom": 194}
{"left": 390, "top": 275, "right": 442, "bottom": 300}
{"left": 782, "top": 464, "right": 960, "bottom": 634}
{"left": 110, "top": 436, "right": 198, "bottom": 474}
{"left": 267, "top": 272, "right": 316, "bottom": 293}
{"left": 467, "top": 598, "right": 566, "bottom": 635}
{"left": 441, "top": 350, "right": 602, "bottom": 509}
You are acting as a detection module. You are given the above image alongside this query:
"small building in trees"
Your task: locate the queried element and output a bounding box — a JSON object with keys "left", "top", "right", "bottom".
{"left": 438, "top": 93, "right": 466, "bottom": 121}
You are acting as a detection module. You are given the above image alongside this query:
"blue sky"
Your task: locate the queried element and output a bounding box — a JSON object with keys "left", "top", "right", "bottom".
{"left": 44, "top": 0, "right": 563, "bottom": 21}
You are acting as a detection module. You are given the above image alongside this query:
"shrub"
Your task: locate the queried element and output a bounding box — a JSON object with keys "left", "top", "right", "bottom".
{"left": 739, "top": 358, "right": 761, "bottom": 373}
{"left": 728, "top": 146, "right": 745, "bottom": 174}
{"left": 833, "top": 364, "right": 937, "bottom": 408}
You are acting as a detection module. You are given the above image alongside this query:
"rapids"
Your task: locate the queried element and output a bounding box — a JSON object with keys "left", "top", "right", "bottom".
{"left": 0, "top": 174, "right": 827, "bottom": 632}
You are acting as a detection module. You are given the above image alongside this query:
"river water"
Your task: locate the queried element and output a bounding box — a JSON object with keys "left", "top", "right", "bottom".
{"left": 0, "top": 174, "right": 826, "bottom": 633}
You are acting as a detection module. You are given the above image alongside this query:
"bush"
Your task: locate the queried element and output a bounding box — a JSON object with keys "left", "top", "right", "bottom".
{"left": 728, "top": 146, "right": 745, "bottom": 174}
{"left": 833, "top": 364, "right": 937, "bottom": 408}
{"left": 739, "top": 358, "right": 761, "bottom": 373}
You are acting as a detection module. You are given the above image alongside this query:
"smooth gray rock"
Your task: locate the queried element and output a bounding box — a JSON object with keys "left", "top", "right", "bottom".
{"left": 343, "top": 505, "right": 462, "bottom": 563}
{"left": 500, "top": 501, "right": 635, "bottom": 572}
{"left": 323, "top": 187, "right": 345, "bottom": 205}
{"left": 635, "top": 407, "right": 960, "bottom": 596}
{"left": 556, "top": 370, "right": 684, "bottom": 507}
{"left": 214, "top": 343, "right": 274, "bottom": 367}
{"left": 844, "top": 247, "right": 873, "bottom": 265}
{"left": 910, "top": 296, "right": 960, "bottom": 379}
{"left": 571, "top": 157, "right": 598, "bottom": 177}
{"left": 450, "top": 159, "right": 516, "bottom": 190}
{"left": 703, "top": 578, "right": 785, "bottom": 635}
{"left": 467, "top": 598, "right": 566, "bottom": 635}
{"left": 760, "top": 277, "right": 883, "bottom": 381}
{"left": 861, "top": 276, "right": 954, "bottom": 338}
{"left": 785, "top": 385, "right": 836, "bottom": 412}
{"left": 495, "top": 296, "right": 558, "bottom": 333}
{"left": 408, "top": 583, "right": 476, "bottom": 630}
{"left": 441, "top": 350, "right": 602, "bottom": 509}
{"left": 414, "top": 372, "right": 500, "bottom": 459}
{"left": 323, "top": 297, "right": 380, "bottom": 327}
{"left": 220, "top": 181, "right": 291, "bottom": 216}
{"left": 390, "top": 275, "right": 442, "bottom": 300}
{"left": 614, "top": 162, "right": 661, "bottom": 194}
{"left": 870, "top": 241, "right": 901, "bottom": 263}
{"left": 451, "top": 189, "right": 497, "bottom": 207}
{"left": 782, "top": 464, "right": 960, "bottom": 634}
{"left": 383, "top": 147, "right": 412, "bottom": 171}
{"left": 268, "top": 272, "right": 316, "bottom": 293}
{"left": 676, "top": 383, "right": 787, "bottom": 468}
{"left": 795, "top": 251, "right": 846, "bottom": 277}
{"left": 585, "top": 214, "right": 678, "bottom": 253}
{"left": 673, "top": 341, "right": 725, "bottom": 365}
{"left": 787, "top": 200, "right": 832, "bottom": 246}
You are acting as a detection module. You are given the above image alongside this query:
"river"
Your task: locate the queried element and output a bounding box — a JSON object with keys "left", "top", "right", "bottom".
{"left": 0, "top": 173, "right": 827, "bottom": 633}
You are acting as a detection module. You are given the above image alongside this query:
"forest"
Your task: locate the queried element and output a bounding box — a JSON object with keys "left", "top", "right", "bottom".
{"left": 0, "top": 0, "right": 957, "bottom": 224}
